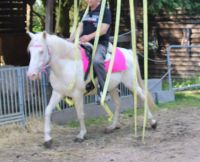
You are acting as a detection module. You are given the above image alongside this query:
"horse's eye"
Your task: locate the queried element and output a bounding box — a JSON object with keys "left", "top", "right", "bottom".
{"left": 39, "top": 50, "right": 44, "bottom": 55}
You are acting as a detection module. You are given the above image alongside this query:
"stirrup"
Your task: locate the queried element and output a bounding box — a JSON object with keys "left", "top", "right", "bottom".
{"left": 85, "top": 81, "right": 95, "bottom": 94}
{"left": 96, "top": 91, "right": 110, "bottom": 105}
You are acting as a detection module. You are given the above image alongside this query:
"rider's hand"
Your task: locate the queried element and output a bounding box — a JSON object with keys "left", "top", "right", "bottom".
{"left": 80, "top": 35, "right": 91, "bottom": 43}
{"left": 66, "top": 37, "right": 74, "bottom": 42}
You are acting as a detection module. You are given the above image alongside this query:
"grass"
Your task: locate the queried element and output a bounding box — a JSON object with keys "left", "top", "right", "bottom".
{"left": 67, "top": 116, "right": 109, "bottom": 128}
{"left": 163, "top": 76, "right": 200, "bottom": 90}
{"left": 158, "top": 90, "right": 200, "bottom": 110}
{"left": 173, "top": 76, "right": 200, "bottom": 88}
{"left": 1, "top": 90, "right": 200, "bottom": 132}
{"left": 66, "top": 90, "right": 200, "bottom": 128}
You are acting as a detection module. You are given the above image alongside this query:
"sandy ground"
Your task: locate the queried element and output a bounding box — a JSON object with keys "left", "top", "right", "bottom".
{"left": 0, "top": 107, "right": 200, "bottom": 162}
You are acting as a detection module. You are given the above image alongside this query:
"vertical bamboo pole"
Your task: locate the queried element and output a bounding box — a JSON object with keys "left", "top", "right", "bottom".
{"left": 101, "top": 0, "right": 121, "bottom": 121}
{"left": 129, "top": 0, "right": 138, "bottom": 137}
{"left": 142, "top": 0, "right": 148, "bottom": 142}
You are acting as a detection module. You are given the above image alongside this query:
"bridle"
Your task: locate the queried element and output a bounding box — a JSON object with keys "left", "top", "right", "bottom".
{"left": 29, "top": 44, "right": 51, "bottom": 75}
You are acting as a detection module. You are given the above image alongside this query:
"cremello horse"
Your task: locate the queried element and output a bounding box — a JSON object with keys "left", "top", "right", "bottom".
{"left": 27, "top": 31, "right": 157, "bottom": 148}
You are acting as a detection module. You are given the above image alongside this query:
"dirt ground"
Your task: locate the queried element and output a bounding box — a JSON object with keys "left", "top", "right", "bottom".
{"left": 0, "top": 106, "right": 200, "bottom": 162}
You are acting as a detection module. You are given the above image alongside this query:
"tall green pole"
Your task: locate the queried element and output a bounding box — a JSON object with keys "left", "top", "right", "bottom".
{"left": 129, "top": 0, "right": 138, "bottom": 137}
{"left": 142, "top": 0, "right": 148, "bottom": 142}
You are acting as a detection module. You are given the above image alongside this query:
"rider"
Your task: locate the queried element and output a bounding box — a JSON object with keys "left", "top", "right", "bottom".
{"left": 68, "top": 0, "right": 111, "bottom": 103}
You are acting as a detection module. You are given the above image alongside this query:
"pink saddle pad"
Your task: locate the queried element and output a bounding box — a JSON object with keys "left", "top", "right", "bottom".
{"left": 81, "top": 47, "right": 127, "bottom": 73}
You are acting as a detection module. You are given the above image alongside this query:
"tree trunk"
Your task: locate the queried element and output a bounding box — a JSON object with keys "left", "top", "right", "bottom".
{"left": 45, "top": 0, "right": 55, "bottom": 33}
{"left": 55, "top": 0, "right": 74, "bottom": 37}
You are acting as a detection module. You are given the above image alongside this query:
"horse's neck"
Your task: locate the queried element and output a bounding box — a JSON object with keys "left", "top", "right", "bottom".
{"left": 47, "top": 36, "right": 81, "bottom": 60}
{"left": 46, "top": 36, "right": 82, "bottom": 76}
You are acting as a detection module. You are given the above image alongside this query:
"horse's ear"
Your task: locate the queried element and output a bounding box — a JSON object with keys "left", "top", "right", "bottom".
{"left": 43, "top": 31, "right": 48, "bottom": 39}
{"left": 27, "top": 31, "right": 35, "bottom": 39}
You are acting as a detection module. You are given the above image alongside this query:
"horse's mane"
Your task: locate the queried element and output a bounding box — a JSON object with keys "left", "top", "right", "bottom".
{"left": 47, "top": 34, "right": 81, "bottom": 60}
{"left": 28, "top": 32, "right": 81, "bottom": 60}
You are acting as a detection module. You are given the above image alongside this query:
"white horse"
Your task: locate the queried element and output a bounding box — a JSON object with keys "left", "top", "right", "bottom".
{"left": 27, "top": 31, "right": 157, "bottom": 148}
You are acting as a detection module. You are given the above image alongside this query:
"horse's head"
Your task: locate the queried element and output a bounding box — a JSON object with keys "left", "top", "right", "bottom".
{"left": 27, "top": 31, "right": 50, "bottom": 80}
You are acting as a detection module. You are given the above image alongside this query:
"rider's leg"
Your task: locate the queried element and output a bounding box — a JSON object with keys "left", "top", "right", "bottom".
{"left": 93, "top": 44, "right": 108, "bottom": 103}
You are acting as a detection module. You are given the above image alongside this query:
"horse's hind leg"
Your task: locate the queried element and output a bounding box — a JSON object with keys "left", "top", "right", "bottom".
{"left": 73, "top": 91, "right": 87, "bottom": 142}
{"left": 105, "top": 88, "right": 121, "bottom": 133}
{"left": 123, "top": 80, "right": 157, "bottom": 129}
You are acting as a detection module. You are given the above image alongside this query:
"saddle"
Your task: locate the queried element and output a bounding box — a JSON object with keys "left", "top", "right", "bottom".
{"left": 80, "top": 43, "right": 127, "bottom": 94}
{"left": 80, "top": 43, "right": 94, "bottom": 81}
{"left": 81, "top": 42, "right": 114, "bottom": 81}
{"left": 80, "top": 43, "right": 97, "bottom": 94}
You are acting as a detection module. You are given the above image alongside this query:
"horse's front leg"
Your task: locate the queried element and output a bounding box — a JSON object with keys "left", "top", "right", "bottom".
{"left": 44, "top": 90, "right": 62, "bottom": 148}
{"left": 73, "top": 91, "right": 87, "bottom": 142}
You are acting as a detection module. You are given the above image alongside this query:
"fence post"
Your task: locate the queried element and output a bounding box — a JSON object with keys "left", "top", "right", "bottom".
{"left": 41, "top": 72, "right": 48, "bottom": 113}
{"left": 166, "top": 46, "right": 172, "bottom": 90}
{"left": 17, "top": 68, "right": 25, "bottom": 126}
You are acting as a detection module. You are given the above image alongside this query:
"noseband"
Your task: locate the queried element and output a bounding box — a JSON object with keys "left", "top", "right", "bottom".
{"left": 29, "top": 44, "right": 51, "bottom": 74}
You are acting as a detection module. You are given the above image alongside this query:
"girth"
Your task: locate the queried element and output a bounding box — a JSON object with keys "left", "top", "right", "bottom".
{"left": 80, "top": 44, "right": 94, "bottom": 81}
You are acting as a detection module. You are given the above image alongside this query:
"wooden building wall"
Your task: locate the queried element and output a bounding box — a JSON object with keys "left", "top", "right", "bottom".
{"left": 110, "top": 2, "right": 200, "bottom": 79}
{"left": 149, "top": 12, "right": 200, "bottom": 78}
{"left": 0, "top": 0, "right": 30, "bottom": 66}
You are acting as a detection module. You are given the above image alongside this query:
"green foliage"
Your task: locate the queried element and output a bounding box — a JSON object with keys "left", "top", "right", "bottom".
{"left": 158, "top": 90, "right": 200, "bottom": 109}
{"left": 149, "top": 0, "right": 200, "bottom": 15}
{"left": 31, "top": 0, "right": 75, "bottom": 35}
{"left": 32, "top": 0, "right": 45, "bottom": 32}
{"left": 162, "top": 76, "right": 200, "bottom": 90}
{"left": 55, "top": 0, "right": 72, "bottom": 36}
{"left": 31, "top": 0, "right": 200, "bottom": 33}
{"left": 172, "top": 76, "right": 200, "bottom": 89}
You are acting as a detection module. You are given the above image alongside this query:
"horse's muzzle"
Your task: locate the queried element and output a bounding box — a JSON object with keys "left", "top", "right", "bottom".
{"left": 27, "top": 71, "right": 40, "bottom": 80}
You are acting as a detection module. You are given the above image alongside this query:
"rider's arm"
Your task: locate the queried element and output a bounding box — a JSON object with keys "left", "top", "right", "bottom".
{"left": 68, "top": 22, "right": 83, "bottom": 42}
{"left": 91, "top": 23, "right": 110, "bottom": 39}
{"left": 80, "top": 23, "right": 110, "bottom": 43}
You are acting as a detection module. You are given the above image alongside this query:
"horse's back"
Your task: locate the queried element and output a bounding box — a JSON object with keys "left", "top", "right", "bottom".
{"left": 117, "top": 47, "right": 134, "bottom": 69}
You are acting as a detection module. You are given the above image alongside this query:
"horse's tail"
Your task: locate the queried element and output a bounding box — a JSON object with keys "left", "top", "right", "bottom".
{"left": 135, "top": 55, "right": 156, "bottom": 109}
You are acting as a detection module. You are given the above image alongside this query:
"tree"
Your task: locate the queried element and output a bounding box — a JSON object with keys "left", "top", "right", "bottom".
{"left": 32, "top": 0, "right": 74, "bottom": 37}
{"left": 55, "top": 0, "right": 74, "bottom": 37}
{"left": 149, "top": 0, "right": 200, "bottom": 15}
{"left": 32, "top": 0, "right": 45, "bottom": 32}
{"left": 32, "top": 0, "right": 200, "bottom": 35}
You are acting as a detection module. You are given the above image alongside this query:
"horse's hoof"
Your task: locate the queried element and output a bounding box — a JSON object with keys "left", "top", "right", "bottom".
{"left": 104, "top": 128, "right": 114, "bottom": 134}
{"left": 150, "top": 120, "right": 157, "bottom": 130}
{"left": 44, "top": 139, "right": 53, "bottom": 149}
{"left": 74, "top": 137, "right": 85, "bottom": 143}
{"left": 104, "top": 126, "right": 120, "bottom": 134}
